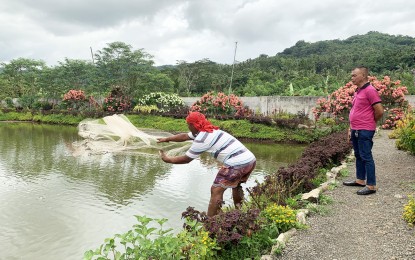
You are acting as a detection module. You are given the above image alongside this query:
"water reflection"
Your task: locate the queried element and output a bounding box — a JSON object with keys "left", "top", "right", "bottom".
{"left": 0, "top": 122, "right": 305, "bottom": 260}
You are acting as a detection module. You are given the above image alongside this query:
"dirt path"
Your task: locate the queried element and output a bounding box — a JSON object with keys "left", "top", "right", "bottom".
{"left": 277, "top": 130, "right": 415, "bottom": 260}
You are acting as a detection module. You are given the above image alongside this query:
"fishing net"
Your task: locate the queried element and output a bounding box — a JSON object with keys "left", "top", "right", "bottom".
{"left": 70, "top": 114, "right": 191, "bottom": 156}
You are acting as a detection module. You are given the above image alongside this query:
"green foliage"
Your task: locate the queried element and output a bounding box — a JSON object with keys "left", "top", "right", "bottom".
{"left": 310, "top": 168, "right": 329, "bottom": 187}
{"left": 216, "top": 227, "right": 276, "bottom": 259}
{"left": 0, "top": 111, "right": 84, "bottom": 125}
{"left": 338, "top": 168, "right": 350, "bottom": 178}
{"left": 305, "top": 203, "right": 331, "bottom": 216}
{"left": 403, "top": 195, "right": 415, "bottom": 227}
{"left": 3, "top": 97, "right": 14, "bottom": 108}
{"left": 177, "top": 220, "right": 219, "bottom": 260}
{"left": 32, "top": 100, "right": 53, "bottom": 110}
{"left": 284, "top": 195, "right": 302, "bottom": 209}
{"left": 32, "top": 113, "right": 84, "bottom": 125}
{"left": 393, "top": 110, "right": 415, "bottom": 154}
{"left": 0, "top": 111, "right": 33, "bottom": 121}
{"left": 318, "top": 194, "right": 334, "bottom": 205}
{"left": 216, "top": 119, "right": 286, "bottom": 141}
{"left": 133, "top": 105, "right": 159, "bottom": 113}
{"left": 127, "top": 114, "right": 189, "bottom": 132}
{"left": 84, "top": 216, "right": 219, "bottom": 260}
{"left": 317, "top": 117, "right": 336, "bottom": 127}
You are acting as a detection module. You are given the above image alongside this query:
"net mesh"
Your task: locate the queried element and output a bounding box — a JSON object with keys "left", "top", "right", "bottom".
{"left": 71, "top": 114, "right": 191, "bottom": 156}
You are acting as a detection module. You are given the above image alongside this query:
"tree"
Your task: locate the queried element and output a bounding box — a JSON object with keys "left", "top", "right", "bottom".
{"left": 94, "top": 42, "right": 155, "bottom": 99}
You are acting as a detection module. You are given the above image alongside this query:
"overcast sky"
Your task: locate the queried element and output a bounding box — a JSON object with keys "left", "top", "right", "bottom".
{"left": 1, "top": 0, "right": 415, "bottom": 66}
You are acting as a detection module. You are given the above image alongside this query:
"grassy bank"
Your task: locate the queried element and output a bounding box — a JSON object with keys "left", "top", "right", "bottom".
{"left": 0, "top": 110, "right": 346, "bottom": 143}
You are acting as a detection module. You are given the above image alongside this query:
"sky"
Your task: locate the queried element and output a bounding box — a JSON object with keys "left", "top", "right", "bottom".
{"left": 1, "top": 0, "right": 415, "bottom": 67}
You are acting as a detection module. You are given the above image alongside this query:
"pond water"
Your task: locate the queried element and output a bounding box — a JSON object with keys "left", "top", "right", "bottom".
{"left": 0, "top": 122, "right": 305, "bottom": 260}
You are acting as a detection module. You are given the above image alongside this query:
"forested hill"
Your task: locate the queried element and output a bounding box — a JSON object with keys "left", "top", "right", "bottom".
{"left": 277, "top": 31, "right": 415, "bottom": 72}
{"left": 223, "top": 31, "right": 415, "bottom": 96}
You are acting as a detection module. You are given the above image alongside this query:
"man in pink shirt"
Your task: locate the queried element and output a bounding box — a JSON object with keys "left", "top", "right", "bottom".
{"left": 343, "top": 66, "right": 384, "bottom": 195}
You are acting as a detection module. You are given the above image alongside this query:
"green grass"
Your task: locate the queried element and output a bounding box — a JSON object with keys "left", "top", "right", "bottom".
{"left": 0, "top": 111, "right": 342, "bottom": 143}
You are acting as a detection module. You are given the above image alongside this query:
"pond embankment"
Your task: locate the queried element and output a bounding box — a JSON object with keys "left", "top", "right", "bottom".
{"left": 277, "top": 130, "right": 415, "bottom": 260}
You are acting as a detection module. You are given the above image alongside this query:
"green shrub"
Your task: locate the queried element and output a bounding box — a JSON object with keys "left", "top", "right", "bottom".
{"left": 394, "top": 111, "right": 415, "bottom": 155}
{"left": 133, "top": 104, "right": 159, "bottom": 114}
{"left": 403, "top": 195, "right": 415, "bottom": 227}
{"left": 84, "top": 216, "right": 219, "bottom": 260}
{"left": 32, "top": 101, "right": 53, "bottom": 110}
{"left": 4, "top": 97, "right": 14, "bottom": 108}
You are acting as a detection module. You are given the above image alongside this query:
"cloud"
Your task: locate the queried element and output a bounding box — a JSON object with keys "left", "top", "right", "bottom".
{"left": 0, "top": 0, "right": 414, "bottom": 66}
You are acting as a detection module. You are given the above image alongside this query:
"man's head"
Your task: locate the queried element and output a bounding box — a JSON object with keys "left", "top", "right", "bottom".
{"left": 185, "top": 112, "right": 219, "bottom": 134}
{"left": 351, "top": 66, "right": 369, "bottom": 88}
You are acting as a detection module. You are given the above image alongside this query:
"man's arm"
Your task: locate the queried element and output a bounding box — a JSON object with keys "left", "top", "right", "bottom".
{"left": 373, "top": 103, "right": 384, "bottom": 122}
{"left": 159, "top": 150, "right": 193, "bottom": 164}
{"left": 157, "top": 133, "right": 191, "bottom": 143}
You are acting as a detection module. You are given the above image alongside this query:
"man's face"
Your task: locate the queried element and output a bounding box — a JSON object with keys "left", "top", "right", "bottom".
{"left": 351, "top": 68, "right": 365, "bottom": 87}
{"left": 187, "top": 122, "right": 198, "bottom": 135}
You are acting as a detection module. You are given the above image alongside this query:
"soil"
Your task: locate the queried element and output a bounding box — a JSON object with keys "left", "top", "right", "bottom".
{"left": 276, "top": 129, "right": 415, "bottom": 260}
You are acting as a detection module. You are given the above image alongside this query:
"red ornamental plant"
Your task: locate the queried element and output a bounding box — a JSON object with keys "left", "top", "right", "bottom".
{"left": 190, "top": 91, "right": 246, "bottom": 117}
{"left": 102, "top": 94, "right": 131, "bottom": 112}
{"left": 63, "top": 89, "right": 86, "bottom": 101}
{"left": 62, "top": 89, "right": 88, "bottom": 110}
{"left": 313, "top": 76, "right": 409, "bottom": 128}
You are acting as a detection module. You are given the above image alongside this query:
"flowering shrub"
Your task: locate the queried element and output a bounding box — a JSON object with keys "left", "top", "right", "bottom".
{"left": 313, "top": 83, "right": 356, "bottom": 121}
{"left": 190, "top": 92, "right": 247, "bottom": 117}
{"left": 403, "top": 195, "right": 415, "bottom": 227}
{"left": 102, "top": 94, "right": 131, "bottom": 112}
{"left": 313, "top": 76, "right": 409, "bottom": 128}
{"left": 63, "top": 89, "right": 86, "bottom": 101}
{"left": 382, "top": 107, "right": 405, "bottom": 129}
{"left": 62, "top": 89, "right": 88, "bottom": 110}
{"left": 137, "top": 92, "right": 185, "bottom": 113}
{"left": 261, "top": 204, "right": 297, "bottom": 233}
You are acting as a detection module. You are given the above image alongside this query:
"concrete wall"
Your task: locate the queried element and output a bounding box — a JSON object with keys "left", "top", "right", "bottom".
{"left": 406, "top": 95, "right": 415, "bottom": 108}
{"left": 183, "top": 95, "right": 415, "bottom": 119}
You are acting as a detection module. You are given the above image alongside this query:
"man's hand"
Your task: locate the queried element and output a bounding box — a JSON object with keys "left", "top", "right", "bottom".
{"left": 159, "top": 150, "right": 193, "bottom": 164}
{"left": 348, "top": 129, "right": 351, "bottom": 143}
{"left": 157, "top": 137, "right": 169, "bottom": 143}
{"left": 159, "top": 150, "right": 169, "bottom": 162}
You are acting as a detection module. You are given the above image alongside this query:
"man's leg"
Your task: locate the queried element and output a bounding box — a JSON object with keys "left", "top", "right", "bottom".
{"left": 207, "top": 186, "right": 226, "bottom": 217}
{"left": 352, "top": 130, "right": 366, "bottom": 185}
{"left": 232, "top": 184, "right": 244, "bottom": 209}
{"left": 358, "top": 130, "right": 376, "bottom": 188}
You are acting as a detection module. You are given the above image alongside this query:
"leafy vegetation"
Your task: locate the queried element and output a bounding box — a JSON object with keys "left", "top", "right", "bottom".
{"left": 390, "top": 109, "right": 415, "bottom": 155}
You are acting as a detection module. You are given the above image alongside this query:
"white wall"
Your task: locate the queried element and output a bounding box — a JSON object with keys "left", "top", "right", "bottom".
{"left": 182, "top": 95, "right": 415, "bottom": 119}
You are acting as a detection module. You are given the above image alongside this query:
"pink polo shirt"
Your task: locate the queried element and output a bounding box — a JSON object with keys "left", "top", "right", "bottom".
{"left": 349, "top": 83, "right": 382, "bottom": 131}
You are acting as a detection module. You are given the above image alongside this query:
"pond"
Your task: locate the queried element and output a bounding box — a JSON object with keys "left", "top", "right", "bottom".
{"left": 0, "top": 122, "right": 305, "bottom": 260}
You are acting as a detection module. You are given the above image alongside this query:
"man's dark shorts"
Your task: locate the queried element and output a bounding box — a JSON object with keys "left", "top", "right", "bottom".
{"left": 212, "top": 160, "right": 256, "bottom": 189}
